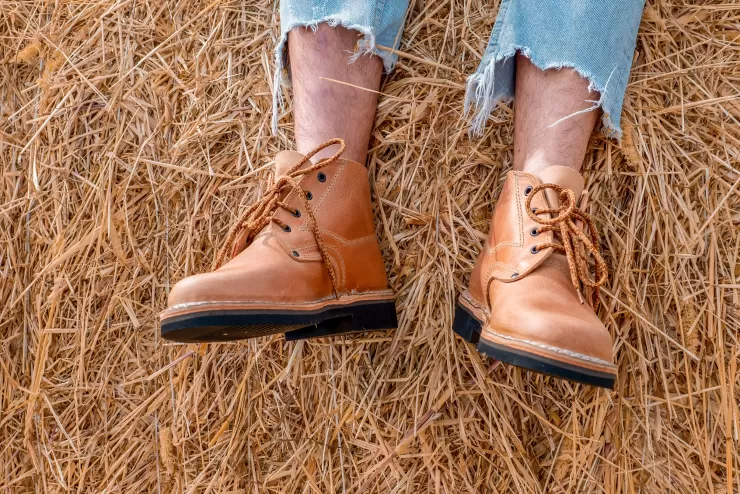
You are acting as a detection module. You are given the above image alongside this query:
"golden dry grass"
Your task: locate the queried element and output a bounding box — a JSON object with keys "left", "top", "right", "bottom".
{"left": 2, "top": 0, "right": 739, "bottom": 492}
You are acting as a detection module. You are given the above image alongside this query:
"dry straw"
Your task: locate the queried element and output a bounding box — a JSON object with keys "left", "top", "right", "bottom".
{"left": 1, "top": 0, "right": 739, "bottom": 492}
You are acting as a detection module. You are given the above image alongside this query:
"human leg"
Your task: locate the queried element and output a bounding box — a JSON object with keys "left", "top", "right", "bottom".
{"left": 161, "top": 2, "right": 410, "bottom": 342}
{"left": 455, "top": 0, "right": 645, "bottom": 388}
{"left": 513, "top": 54, "right": 601, "bottom": 175}
{"left": 272, "top": 0, "right": 411, "bottom": 144}
{"left": 289, "top": 24, "right": 382, "bottom": 164}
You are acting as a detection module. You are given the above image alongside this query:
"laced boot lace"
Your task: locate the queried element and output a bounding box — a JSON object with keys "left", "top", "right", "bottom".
{"left": 525, "top": 183, "right": 608, "bottom": 307}
{"left": 212, "top": 138, "right": 347, "bottom": 296}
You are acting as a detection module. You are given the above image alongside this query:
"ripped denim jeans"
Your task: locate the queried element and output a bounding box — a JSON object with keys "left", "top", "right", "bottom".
{"left": 274, "top": 0, "right": 645, "bottom": 138}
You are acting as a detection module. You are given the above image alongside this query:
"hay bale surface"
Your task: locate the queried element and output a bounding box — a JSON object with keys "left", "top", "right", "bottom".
{"left": 1, "top": 1, "right": 739, "bottom": 492}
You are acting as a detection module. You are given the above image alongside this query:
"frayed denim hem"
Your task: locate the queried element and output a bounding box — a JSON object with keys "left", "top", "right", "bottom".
{"left": 271, "top": 20, "right": 397, "bottom": 134}
{"left": 464, "top": 47, "right": 622, "bottom": 140}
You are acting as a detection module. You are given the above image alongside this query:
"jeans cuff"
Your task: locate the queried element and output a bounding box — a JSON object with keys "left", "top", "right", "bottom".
{"left": 464, "top": 0, "right": 645, "bottom": 140}
{"left": 464, "top": 49, "right": 622, "bottom": 139}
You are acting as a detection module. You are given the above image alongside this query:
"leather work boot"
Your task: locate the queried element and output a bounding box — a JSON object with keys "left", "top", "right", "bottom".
{"left": 452, "top": 166, "right": 616, "bottom": 388}
{"left": 161, "top": 139, "right": 397, "bottom": 343}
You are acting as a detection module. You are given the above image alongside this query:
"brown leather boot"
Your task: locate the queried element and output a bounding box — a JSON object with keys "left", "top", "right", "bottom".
{"left": 453, "top": 166, "right": 616, "bottom": 388}
{"left": 161, "top": 139, "right": 396, "bottom": 342}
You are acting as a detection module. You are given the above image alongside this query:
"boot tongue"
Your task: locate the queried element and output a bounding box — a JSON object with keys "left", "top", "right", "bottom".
{"left": 274, "top": 150, "right": 308, "bottom": 179}
{"left": 534, "top": 165, "right": 585, "bottom": 209}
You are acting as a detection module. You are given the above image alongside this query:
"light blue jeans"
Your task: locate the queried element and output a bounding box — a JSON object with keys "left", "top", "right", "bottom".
{"left": 274, "top": 1, "right": 645, "bottom": 139}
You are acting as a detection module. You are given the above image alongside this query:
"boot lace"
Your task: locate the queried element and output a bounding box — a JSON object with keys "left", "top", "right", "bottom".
{"left": 213, "top": 138, "right": 346, "bottom": 296}
{"left": 525, "top": 183, "right": 608, "bottom": 307}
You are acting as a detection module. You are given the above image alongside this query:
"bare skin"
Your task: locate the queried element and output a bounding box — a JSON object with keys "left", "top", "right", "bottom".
{"left": 289, "top": 33, "right": 598, "bottom": 173}
{"left": 289, "top": 24, "right": 383, "bottom": 163}
{"left": 513, "top": 54, "right": 601, "bottom": 175}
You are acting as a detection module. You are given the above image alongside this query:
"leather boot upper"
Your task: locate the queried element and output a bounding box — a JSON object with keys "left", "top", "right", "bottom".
{"left": 463, "top": 166, "right": 614, "bottom": 367}
{"left": 165, "top": 148, "right": 391, "bottom": 313}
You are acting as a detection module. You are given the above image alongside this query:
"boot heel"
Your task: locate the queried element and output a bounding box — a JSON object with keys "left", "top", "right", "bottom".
{"left": 285, "top": 300, "right": 398, "bottom": 341}
{"left": 453, "top": 302, "right": 483, "bottom": 344}
{"left": 348, "top": 299, "right": 398, "bottom": 331}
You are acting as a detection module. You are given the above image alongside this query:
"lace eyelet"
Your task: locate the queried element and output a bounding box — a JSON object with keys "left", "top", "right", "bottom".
{"left": 530, "top": 245, "right": 539, "bottom": 254}
{"left": 524, "top": 186, "right": 533, "bottom": 196}
{"left": 530, "top": 228, "right": 539, "bottom": 236}
{"left": 282, "top": 225, "right": 291, "bottom": 233}
{"left": 291, "top": 209, "right": 301, "bottom": 218}
{"left": 317, "top": 172, "right": 327, "bottom": 183}
{"left": 511, "top": 272, "right": 519, "bottom": 279}
{"left": 292, "top": 250, "right": 300, "bottom": 257}
{"left": 531, "top": 207, "right": 538, "bottom": 214}
{"left": 306, "top": 191, "right": 313, "bottom": 200}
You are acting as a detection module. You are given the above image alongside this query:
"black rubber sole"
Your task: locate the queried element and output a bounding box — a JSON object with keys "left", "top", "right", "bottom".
{"left": 452, "top": 301, "right": 615, "bottom": 389}
{"left": 452, "top": 303, "right": 482, "bottom": 344}
{"left": 161, "top": 299, "right": 397, "bottom": 343}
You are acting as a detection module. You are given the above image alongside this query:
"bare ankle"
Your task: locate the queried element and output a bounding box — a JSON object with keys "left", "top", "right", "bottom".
{"left": 288, "top": 24, "right": 383, "bottom": 163}
{"left": 517, "top": 151, "right": 586, "bottom": 176}
{"left": 512, "top": 54, "right": 599, "bottom": 177}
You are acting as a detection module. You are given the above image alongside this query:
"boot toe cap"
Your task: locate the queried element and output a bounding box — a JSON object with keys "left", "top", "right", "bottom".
{"left": 166, "top": 272, "right": 219, "bottom": 309}
{"left": 486, "top": 298, "right": 614, "bottom": 365}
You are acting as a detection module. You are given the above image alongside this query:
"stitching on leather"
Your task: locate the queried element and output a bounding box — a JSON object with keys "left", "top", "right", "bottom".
{"left": 322, "top": 243, "right": 346, "bottom": 289}
{"left": 321, "top": 231, "right": 377, "bottom": 246}
{"left": 299, "top": 161, "right": 346, "bottom": 233}
{"left": 485, "top": 329, "right": 616, "bottom": 368}
{"left": 272, "top": 233, "right": 296, "bottom": 257}
{"left": 294, "top": 243, "right": 317, "bottom": 251}
{"left": 315, "top": 161, "right": 344, "bottom": 210}
{"left": 482, "top": 175, "right": 554, "bottom": 282}
{"left": 292, "top": 232, "right": 377, "bottom": 251}
{"left": 461, "top": 289, "right": 490, "bottom": 315}
{"left": 482, "top": 174, "right": 525, "bottom": 283}
{"left": 487, "top": 261, "right": 518, "bottom": 274}
{"left": 292, "top": 243, "right": 346, "bottom": 288}
{"left": 517, "top": 171, "right": 540, "bottom": 182}
{"left": 165, "top": 289, "right": 395, "bottom": 311}
{"left": 484, "top": 275, "right": 495, "bottom": 308}
{"left": 488, "top": 241, "right": 519, "bottom": 251}
{"left": 515, "top": 174, "right": 524, "bottom": 246}
{"left": 294, "top": 160, "right": 347, "bottom": 232}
